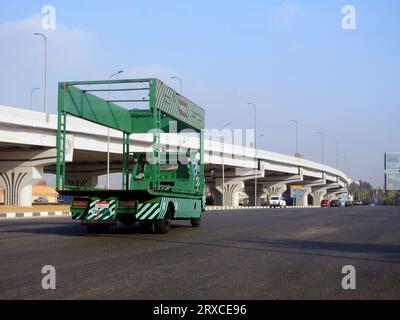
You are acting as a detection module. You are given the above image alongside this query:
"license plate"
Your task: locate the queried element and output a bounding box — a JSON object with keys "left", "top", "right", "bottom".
{"left": 93, "top": 202, "right": 109, "bottom": 216}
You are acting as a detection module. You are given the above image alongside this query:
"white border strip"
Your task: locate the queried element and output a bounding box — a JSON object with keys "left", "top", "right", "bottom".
{"left": 0, "top": 211, "right": 71, "bottom": 219}
{"left": 0, "top": 206, "right": 322, "bottom": 218}
{"left": 205, "top": 206, "right": 321, "bottom": 211}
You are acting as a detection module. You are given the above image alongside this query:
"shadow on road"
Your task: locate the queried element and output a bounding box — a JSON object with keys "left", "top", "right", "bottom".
{"left": 232, "top": 238, "right": 400, "bottom": 263}
{"left": 2, "top": 221, "right": 400, "bottom": 266}
{"left": 1, "top": 221, "right": 192, "bottom": 237}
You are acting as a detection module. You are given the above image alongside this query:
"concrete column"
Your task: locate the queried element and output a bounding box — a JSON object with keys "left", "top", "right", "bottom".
{"left": 65, "top": 174, "right": 98, "bottom": 188}
{"left": 215, "top": 180, "right": 245, "bottom": 207}
{"left": 311, "top": 188, "right": 327, "bottom": 206}
{"left": 263, "top": 183, "right": 287, "bottom": 201}
{"left": 245, "top": 184, "right": 267, "bottom": 206}
{"left": 0, "top": 167, "right": 43, "bottom": 206}
{"left": 296, "top": 186, "right": 312, "bottom": 207}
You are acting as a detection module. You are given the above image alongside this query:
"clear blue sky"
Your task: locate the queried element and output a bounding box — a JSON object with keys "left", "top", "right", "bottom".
{"left": 0, "top": 0, "right": 399, "bottom": 186}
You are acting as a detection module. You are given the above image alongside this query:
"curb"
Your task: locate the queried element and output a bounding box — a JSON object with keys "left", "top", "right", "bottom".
{"left": 0, "top": 211, "right": 71, "bottom": 219}
{"left": 0, "top": 206, "right": 321, "bottom": 219}
{"left": 205, "top": 206, "right": 321, "bottom": 211}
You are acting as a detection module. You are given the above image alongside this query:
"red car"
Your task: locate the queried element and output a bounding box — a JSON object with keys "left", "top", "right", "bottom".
{"left": 321, "top": 199, "right": 330, "bottom": 207}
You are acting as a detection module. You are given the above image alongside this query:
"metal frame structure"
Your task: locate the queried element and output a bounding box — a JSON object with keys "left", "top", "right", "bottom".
{"left": 56, "top": 78, "right": 205, "bottom": 233}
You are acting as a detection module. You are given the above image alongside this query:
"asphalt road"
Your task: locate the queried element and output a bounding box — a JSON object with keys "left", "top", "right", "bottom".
{"left": 1, "top": 206, "right": 400, "bottom": 300}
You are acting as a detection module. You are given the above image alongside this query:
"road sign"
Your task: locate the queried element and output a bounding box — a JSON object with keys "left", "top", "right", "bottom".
{"left": 385, "top": 152, "right": 400, "bottom": 171}
{"left": 385, "top": 172, "right": 400, "bottom": 191}
{"left": 290, "top": 185, "right": 304, "bottom": 198}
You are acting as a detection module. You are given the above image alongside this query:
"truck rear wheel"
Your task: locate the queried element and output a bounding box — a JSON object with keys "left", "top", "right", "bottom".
{"left": 86, "top": 225, "right": 109, "bottom": 233}
{"left": 191, "top": 217, "right": 201, "bottom": 228}
{"left": 139, "top": 221, "right": 154, "bottom": 233}
{"left": 154, "top": 207, "right": 172, "bottom": 234}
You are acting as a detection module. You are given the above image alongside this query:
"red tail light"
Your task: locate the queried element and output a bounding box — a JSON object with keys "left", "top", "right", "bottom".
{"left": 73, "top": 200, "right": 89, "bottom": 207}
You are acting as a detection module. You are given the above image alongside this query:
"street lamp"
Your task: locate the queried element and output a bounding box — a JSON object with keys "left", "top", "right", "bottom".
{"left": 171, "top": 76, "right": 182, "bottom": 94}
{"left": 33, "top": 33, "right": 48, "bottom": 121}
{"left": 316, "top": 131, "right": 325, "bottom": 164}
{"left": 290, "top": 120, "right": 299, "bottom": 156}
{"left": 341, "top": 152, "right": 347, "bottom": 174}
{"left": 106, "top": 70, "right": 124, "bottom": 189}
{"left": 333, "top": 141, "right": 339, "bottom": 169}
{"left": 248, "top": 102, "right": 258, "bottom": 206}
{"left": 30, "top": 87, "right": 40, "bottom": 110}
{"left": 220, "top": 122, "right": 232, "bottom": 206}
{"left": 346, "top": 159, "right": 350, "bottom": 177}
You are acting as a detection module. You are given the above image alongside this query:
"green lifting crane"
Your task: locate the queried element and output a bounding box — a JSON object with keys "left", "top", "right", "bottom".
{"left": 56, "top": 79, "right": 205, "bottom": 234}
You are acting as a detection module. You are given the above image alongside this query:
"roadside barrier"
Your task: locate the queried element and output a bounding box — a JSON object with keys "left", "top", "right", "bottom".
{"left": 0, "top": 206, "right": 321, "bottom": 218}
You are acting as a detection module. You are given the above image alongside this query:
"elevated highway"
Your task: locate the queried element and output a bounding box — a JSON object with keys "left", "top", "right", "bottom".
{"left": 0, "top": 105, "right": 350, "bottom": 206}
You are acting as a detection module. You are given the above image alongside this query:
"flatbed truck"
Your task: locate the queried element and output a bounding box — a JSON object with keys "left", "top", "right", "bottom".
{"left": 56, "top": 79, "right": 205, "bottom": 234}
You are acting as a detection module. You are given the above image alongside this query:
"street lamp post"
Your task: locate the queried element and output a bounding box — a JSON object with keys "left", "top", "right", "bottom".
{"left": 107, "top": 70, "right": 124, "bottom": 189}
{"left": 30, "top": 87, "right": 40, "bottom": 110}
{"left": 333, "top": 141, "right": 339, "bottom": 169}
{"left": 290, "top": 120, "right": 299, "bottom": 156}
{"left": 248, "top": 103, "right": 258, "bottom": 207}
{"left": 33, "top": 33, "right": 48, "bottom": 121}
{"left": 341, "top": 152, "right": 347, "bottom": 175}
{"left": 316, "top": 132, "right": 325, "bottom": 164}
{"left": 171, "top": 76, "right": 182, "bottom": 94}
{"left": 220, "top": 122, "right": 232, "bottom": 206}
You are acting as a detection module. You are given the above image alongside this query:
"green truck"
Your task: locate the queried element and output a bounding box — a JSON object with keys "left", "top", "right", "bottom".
{"left": 56, "top": 79, "right": 205, "bottom": 234}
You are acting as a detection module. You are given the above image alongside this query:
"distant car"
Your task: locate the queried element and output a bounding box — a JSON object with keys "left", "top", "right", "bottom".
{"left": 345, "top": 200, "right": 353, "bottom": 207}
{"left": 269, "top": 196, "right": 287, "bottom": 208}
{"left": 330, "top": 199, "right": 340, "bottom": 207}
{"left": 285, "top": 198, "right": 295, "bottom": 206}
{"left": 321, "top": 199, "right": 330, "bottom": 207}
{"left": 34, "top": 197, "right": 48, "bottom": 203}
{"left": 57, "top": 195, "right": 72, "bottom": 204}
{"left": 352, "top": 200, "right": 362, "bottom": 206}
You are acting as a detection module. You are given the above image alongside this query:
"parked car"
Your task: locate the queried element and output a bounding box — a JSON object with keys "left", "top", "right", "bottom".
{"left": 330, "top": 199, "right": 340, "bottom": 207}
{"left": 285, "top": 198, "right": 295, "bottom": 206}
{"left": 345, "top": 200, "right": 353, "bottom": 207}
{"left": 269, "top": 196, "right": 287, "bottom": 208}
{"left": 352, "top": 200, "right": 363, "bottom": 206}
{"left": 321, "top": 199, "right": 330, "bottom": 207}
{"left": 57, "top": 194, "right": 72, "bottom": 204}
{"left": 34, "top": 197, "right": 48, "bottom": 203}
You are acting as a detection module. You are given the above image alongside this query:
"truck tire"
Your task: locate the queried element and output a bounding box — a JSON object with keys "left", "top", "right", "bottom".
{"left": 191, "top": 217, "right": 201, "bottom": 228}
{"left": 86, "top": 225, "right": 109, "bottom": 233}
{"left": 154, "top": 207, "right": 172, "bottom": 234}
{"left": 139, "top": 221, "right": 154, "bottom": 233}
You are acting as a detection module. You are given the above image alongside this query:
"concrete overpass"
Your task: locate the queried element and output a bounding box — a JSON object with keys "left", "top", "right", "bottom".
{"left": 0, "top": 105, "right": 350, "bottom": 207}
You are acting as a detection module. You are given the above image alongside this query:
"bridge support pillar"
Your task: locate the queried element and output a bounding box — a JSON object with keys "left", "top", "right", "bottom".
{"left": 246, "top": 182, "right": 287, "bottom": 206}
{"left": 65, "top": 173, "right": 98, "bottom": 188}
{"left": 296, "top": 187, "right": 312, "bottom": 207}
{"left": 245, "top": 184, "right": 268, "bottom": 206}
{"left": 0, "top": 166, "right": 43, "bottom": 206}
{"left": 263, "top": 183, "right": 287, "bottom": 200}
{"left": 311, "top": 188, "right": 327, "bottom": 207}
{"left": 214, "top": 180, "right": 245, "bottom": 207}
